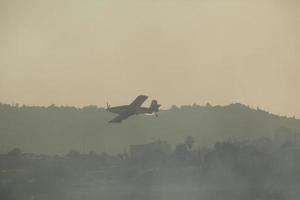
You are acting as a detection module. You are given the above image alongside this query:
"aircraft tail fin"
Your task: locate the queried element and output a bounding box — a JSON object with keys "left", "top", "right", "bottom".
{"left": 106, "top": 102, "right": 110, "bottom": 110}
{"left": 150, "top": 100, "right": 161, "bottom": 112}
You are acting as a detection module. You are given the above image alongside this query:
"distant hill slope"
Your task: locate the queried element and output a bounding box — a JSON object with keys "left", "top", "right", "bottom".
{"left": 0, "top": 103, "right": 299, "bottom": 154}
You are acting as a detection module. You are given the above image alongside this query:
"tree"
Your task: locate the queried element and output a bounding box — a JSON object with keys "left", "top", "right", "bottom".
{"left": 185, "top": 136, "right": 195, "bottom": 150}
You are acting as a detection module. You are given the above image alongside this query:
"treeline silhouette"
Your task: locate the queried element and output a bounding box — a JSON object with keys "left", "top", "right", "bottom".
{"left": 0, "top": 134, "right": 300, "bottom": 200}
{"left": 0, "top": 102, "right": 299, "bottom": 154}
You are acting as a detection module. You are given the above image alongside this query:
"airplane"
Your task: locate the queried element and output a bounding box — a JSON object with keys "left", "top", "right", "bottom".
{"left": 106, "top": 95, "right": 161, "bottom": 123}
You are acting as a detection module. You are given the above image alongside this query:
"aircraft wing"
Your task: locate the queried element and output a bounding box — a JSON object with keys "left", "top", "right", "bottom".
{"left": 108, "top": 95, "right": 148, "bottom": 123}
{"left": 108, "top": 105, "right": 130, "bottom": 114}
{"left": 109, "top": 114, "right": 129, "bottom": 123}
{"left": 129, "top": 95, "right": 148, "bottom": 108}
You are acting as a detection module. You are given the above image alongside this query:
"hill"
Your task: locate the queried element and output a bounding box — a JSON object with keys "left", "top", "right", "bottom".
{"left": 0, "top": 102, "right": 299, "bottom": 154}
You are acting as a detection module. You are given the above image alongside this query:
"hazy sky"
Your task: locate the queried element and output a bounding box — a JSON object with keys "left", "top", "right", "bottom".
{"left": 0, "top": 0, "right": 299, "bottom": 117}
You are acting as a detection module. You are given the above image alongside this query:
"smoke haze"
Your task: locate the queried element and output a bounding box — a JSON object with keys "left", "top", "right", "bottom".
{"left": 0, "top": 0, "right": 300, "bottom": 117}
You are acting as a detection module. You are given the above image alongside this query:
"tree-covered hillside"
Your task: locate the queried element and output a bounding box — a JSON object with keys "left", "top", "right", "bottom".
{"left": 0, "top": 103, "right": 299, "bottom": 154}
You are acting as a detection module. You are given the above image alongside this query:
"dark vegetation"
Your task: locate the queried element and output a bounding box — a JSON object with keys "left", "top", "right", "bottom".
{"left": 0, "top": 133, "right": 300, "bottom": 200}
